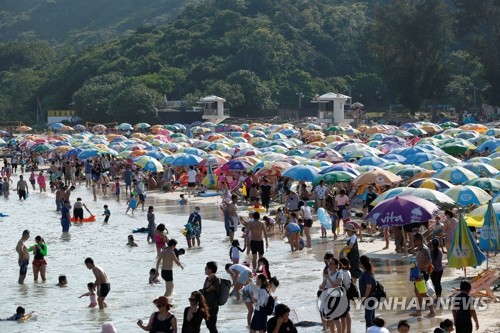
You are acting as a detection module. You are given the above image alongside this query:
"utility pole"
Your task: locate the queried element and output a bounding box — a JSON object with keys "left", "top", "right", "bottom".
{"left": 297, "top": 92, "right": 304, "bottom": 109}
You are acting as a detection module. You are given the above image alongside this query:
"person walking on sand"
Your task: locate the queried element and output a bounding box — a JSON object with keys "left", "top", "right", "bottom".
{"left": 156, "top": 239, "right": 184, "bottom": 297}
{"left": 16, "top": 230, "right": 30, "bottom": 284}
{"left": 248, "top": 212, "right": 269, "bottom": 270}
{"left": 410, "top": 233, "right": 436, "bottom": 318}
{"left": 84, "top": 257, "right": 110, "bottom": 309}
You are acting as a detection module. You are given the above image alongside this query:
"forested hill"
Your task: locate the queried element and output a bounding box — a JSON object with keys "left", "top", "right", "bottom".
{"left": 0, "top": 0, "right": 498, "bottom": 125}
{"left": 0, "top": 0, "right": 190, "bottom": 48}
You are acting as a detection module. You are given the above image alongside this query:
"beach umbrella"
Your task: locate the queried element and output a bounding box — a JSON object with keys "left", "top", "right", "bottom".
{"left": 49, "top": 122, "right": 65, "bottom": 131}
{"left": 353, "top": 169, "right": 402, "bottom": 186}
{"left": 467, "top": 157, "right": 490, "bottom": 164}
{"left": 16, "top": 125, "right": 32, "bottom": 132}
{"left": 382, "top": 154, "right": 406, "bottom": 163}
{"left": 404, "top": 152, "right": 437, "bottom": 165}
{"left": 371, "top": 187, "right": 455, "bottom": 207}
{"left": 198, "top": 155, "right": 229, "bottom": 168}
{"left": 319, "top": 165, "right": 360, "bottom": 176}
{"left": 145, "top": 150, "right": 169, "bottom": 160}
{"left": 254, "top": 162, "right": 291, "bottom": 177}
{"left": 407, "top": 178, "right": 454, "bottom": 191}
{"left": 488, "top": 157, "right": 500, "bottom": 170}
{"left": 77, "top": 148, "right": 99, "bottom": 160}
{"left": 396, "top": 166, "right": 426, "bottom": 179}
{"left": 118, "top": 123, "right": 133, "bottom": 131}
{"left": 133, "top": 156, "right": 163, "bottom": 172}
{"left": 433, "top": 155, "right": 461, "bottom": 166}
{"left": 220, "top": 159, "right": 253, "bottom": 172}
{"left": 433, "top": 166, "right": 478, "bottom": 184}
{"left": 418, "top": 160, "right": 449, "bottom": 171}
{"left": 313, "top": 171, "right": 355, "bottom": 185}
{"left": 282, "top": 165, "right": 321, "bottom": 182}
{"left": 366, "top": 195, "right": 439, "bottom": 227}
{"left": 459, "top": 123, "right": 488, "bottom": 133}
{"left": 73, "top": 124, "right": 86, "bottom": 131}
{"left": 357, "top": 156, "right": 386, "bottom": 167}
{"left": 440, "top": 121, "right": 459, "bottom": 129}
{"left": 170, "top": 153, "right": 203, "bottom": 167}
{"left": 476, "top": 139, "right": 500, "bottom": 153}
{"left": 444, "top": 185, "right": 491, "bottom": 206}
{"left": 478, "top": 201, "right": 500, "bottom": 256}
{"left": 485, "top": 128, "right": 500, "bottom": 137}
{"left": 33, "top": 143, "right": 55, "bottom": 152}
{"left": 408, "top": 128, "right": 427, "bottom": 136}
{"left": 279, "top": 128, "right": 299, "bottom": 137}
{"left": 448, "top": 214, "right": 486, "bottom": 270}
{"left": 327, "top": 125, "right": 345, "bottom": 132}
{"left": 191, "top": 126, "right": 211, "bottom": 135}
{"left": 460, "top": 163, "right": 498, "bottom": 177}
{"left": 465, "top": 203, "right": 500, "bottom": 227}
{"left": 304, "top": 123, "right": 322, "bottom": 131}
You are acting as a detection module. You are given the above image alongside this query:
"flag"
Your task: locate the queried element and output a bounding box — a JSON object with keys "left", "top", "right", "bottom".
{"left": 448, "top": 213, "right": 486, "bottom": 269}
{"left": 479, "top": 200, "right": 500, "bottom": 252}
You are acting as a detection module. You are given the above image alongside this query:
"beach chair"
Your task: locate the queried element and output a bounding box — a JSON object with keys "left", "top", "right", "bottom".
{"left": 457, "top": 269, "right": 499, "bottom": 302}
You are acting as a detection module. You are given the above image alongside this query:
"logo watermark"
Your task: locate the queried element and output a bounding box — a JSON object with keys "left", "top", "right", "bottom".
{"left": 318, "top": 289, "right": 489, "bottom": 317}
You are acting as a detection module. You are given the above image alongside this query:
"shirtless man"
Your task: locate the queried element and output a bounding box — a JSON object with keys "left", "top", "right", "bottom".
{"left": 16, "top": 175, "right": 29, "bottom": 200}
{"left": 16, "top": 230, "right": 30, "bottom": 284}
{"left": 84, "top": 257, "right": 110, "bottom": 309}
{"left": 156, "top": 239, "right": 184, "bottom": 297}
{"left": 248, "top": 212, "right": 268, "bottom": 270}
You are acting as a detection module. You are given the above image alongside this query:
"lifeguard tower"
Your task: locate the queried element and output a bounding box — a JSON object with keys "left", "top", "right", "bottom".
{"left": 198, "top": 95, "right": 229, "bottom": 123}
{"left": 312, "top": 92, "right": 351, "bottom": 125}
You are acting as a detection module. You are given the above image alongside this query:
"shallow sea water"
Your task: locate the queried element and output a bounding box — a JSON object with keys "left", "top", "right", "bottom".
{"left": 0, "top": 174, "right": 451, "bottom": 332}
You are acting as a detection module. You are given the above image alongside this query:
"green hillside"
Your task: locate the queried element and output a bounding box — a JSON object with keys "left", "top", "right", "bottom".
{"left": 0, "top": 0, "right": 498, "bottom": 124}
{"left": 0, "top": 0, "right": 189, "bottom": 48}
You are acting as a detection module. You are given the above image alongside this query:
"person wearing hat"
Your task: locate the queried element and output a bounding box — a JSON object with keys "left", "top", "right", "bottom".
{"left": 101, "top": 322, "right": 117, "bottom": 333}
{"left": 137, "top": 296, "right": 177, "bottom": 333}
{"left": 341, "top": 224, "right": 361, "bottom": 283}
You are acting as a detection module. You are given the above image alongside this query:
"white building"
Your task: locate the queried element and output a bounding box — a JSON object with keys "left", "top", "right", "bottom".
{"left": 198, "top": 95, "right": 229, "bottom": 123}
{"left": 311, "top": 92, "right": 351, "bottom": 125}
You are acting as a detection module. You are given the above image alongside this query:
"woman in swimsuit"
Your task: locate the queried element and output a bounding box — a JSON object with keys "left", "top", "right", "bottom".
{"left": 28, "top": 236, "right": 47, "bottom": 282}
{"left": 154, "top": 224, "right": 169, "bottom": 257}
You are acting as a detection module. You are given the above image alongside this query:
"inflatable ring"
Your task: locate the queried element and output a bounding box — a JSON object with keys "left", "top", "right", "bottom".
{"left": 248, "top": 206, "right": 265, "bottom": 213}
{"left": 70, "top": 215, "right": 96, "bottom": 222}
{"left": 317, "top": 208, "right": 332, "bottom": 229}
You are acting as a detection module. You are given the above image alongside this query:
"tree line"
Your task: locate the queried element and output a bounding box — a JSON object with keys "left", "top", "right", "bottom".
{"left": 0, "top": 0, "right": 498, "bottom": 124}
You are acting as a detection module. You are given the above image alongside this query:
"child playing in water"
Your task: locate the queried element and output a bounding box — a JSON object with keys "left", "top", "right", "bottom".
{"left": 103, "top": 205, "right": 111, "bottom": 223}
{"left": 275, "top": 207, "right": 286, "bottom": 233}
{"left": 179, "top": 194, "right": 188, "bottom": 205}
{"left": 127, "top": 235, "right": 138, "bottom": 247}
{"left": 149, "top": 268, "right": 160, "bottom": 284}
{"left": 79, "top": 282, "right": 98, "bottom": 307}
{"left": 56, "top": 275, "right": 67, "bottom": 287}
{"left": 229, "top": 239, "right": 246, "bottom": 264}
{"left": 126, "top": 194, "right": 137, "bottom": 214}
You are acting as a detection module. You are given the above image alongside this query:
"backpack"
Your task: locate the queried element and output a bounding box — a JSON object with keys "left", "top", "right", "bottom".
{"left": 217, "top": 278, "right": 231, "bottom": 306}
{"left": 373, "top": 280, "right": 386, "bottom": 301}
{"left": 262, "top": 291, "right": 275, "bottom": 316}
{"left": 346, "top": 279, "right": 359, "bottom": 300}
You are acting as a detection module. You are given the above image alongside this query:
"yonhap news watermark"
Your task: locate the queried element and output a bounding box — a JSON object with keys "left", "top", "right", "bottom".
{"left": 318, "top": 287, "right": 489, "bottom": 320}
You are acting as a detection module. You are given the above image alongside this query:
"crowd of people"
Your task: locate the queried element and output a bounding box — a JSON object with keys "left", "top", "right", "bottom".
{"left": 1, "top": 133, "right": 491, "bottom": 333}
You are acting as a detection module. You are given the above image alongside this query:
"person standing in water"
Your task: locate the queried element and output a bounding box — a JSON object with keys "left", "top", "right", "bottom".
{"left": 84, "top": 257, "right": 110, "bottom": 309}
{"left": 156, "top": 239, "right": 184, "bottom": 297}
{"left": 16, "top": 230, "right": 30, "bottom": 284}
{"left": 186, "top": 206, "right": 202, "bottom": 248}
{"left": 16, "top": 174, "right": 29, "bottom": 200}
{"left": 147, "top": 206, "right": 156, "bottom": 243}
{"left": 28, "top": 235, "right": 47, "bottom": 282}
{"left": 248, "top": 212, "right": 269, "bottom": 270}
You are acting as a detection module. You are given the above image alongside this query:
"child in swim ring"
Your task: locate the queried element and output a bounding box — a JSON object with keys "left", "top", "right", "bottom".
{"left": 79, "top": 282, "right": 98, "bottom": 307}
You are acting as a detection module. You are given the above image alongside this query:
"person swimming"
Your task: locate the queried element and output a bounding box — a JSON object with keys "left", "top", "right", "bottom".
{"left": 0, "top": 306, "right": 31, "bottom": 321}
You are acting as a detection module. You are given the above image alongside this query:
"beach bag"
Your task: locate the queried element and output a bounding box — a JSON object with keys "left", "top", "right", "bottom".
{"left": 426, "top": 280, "right": 436, "bottom": 297}
{"left": 373, "top": 281, "right": 386, "bottom": 301}
{"left": 263, "top": 292, "right": 275, "bottom": 316}
{"left": 346, "top": 279, "right": 359, "bottom": 300}
{"left": 217, "top": 278, "right": 231, "bottom": 305}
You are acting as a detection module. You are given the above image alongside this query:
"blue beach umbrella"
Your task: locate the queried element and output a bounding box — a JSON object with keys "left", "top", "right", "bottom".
{"left": 170, "top": 153, "right": 203, "bottom": 167}
{"left": 444, "top": 185, "right": 491, "bottom": 206}
{"left": 50, "top": 122, "right": 65, "bottom": 131}
{"left": 404, "top": 152, "right": 437, "bottom": 165}
{"left": 433, "top": 166, "right": 479, "bottom": 184}
{"left": 383, "top": 154, "right": 406, "bottom": 163}
{"left": 146, "top": 150, "right": 169, "bottom": 160}
{"left": 357, "top": 156, "right": 386, "bottom": 167}
{"left": 118, "top": 123, "right": 133, "bottom": 131}
{"left": 319, "top": 165, "right": 360, "bottom": 176}
{"left": 478, "top": 201, "right": 500, "bottom": 256}
{"left": 77, "top": 148, "right": 99, "bottom": 160}
{"left": 282, "top": 165, "right": 321, "bottom": 182}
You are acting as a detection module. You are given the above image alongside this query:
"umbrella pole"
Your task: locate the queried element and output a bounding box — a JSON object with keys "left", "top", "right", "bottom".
{"left": 486, "top": 251, "right": 489, "bottom": 269}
